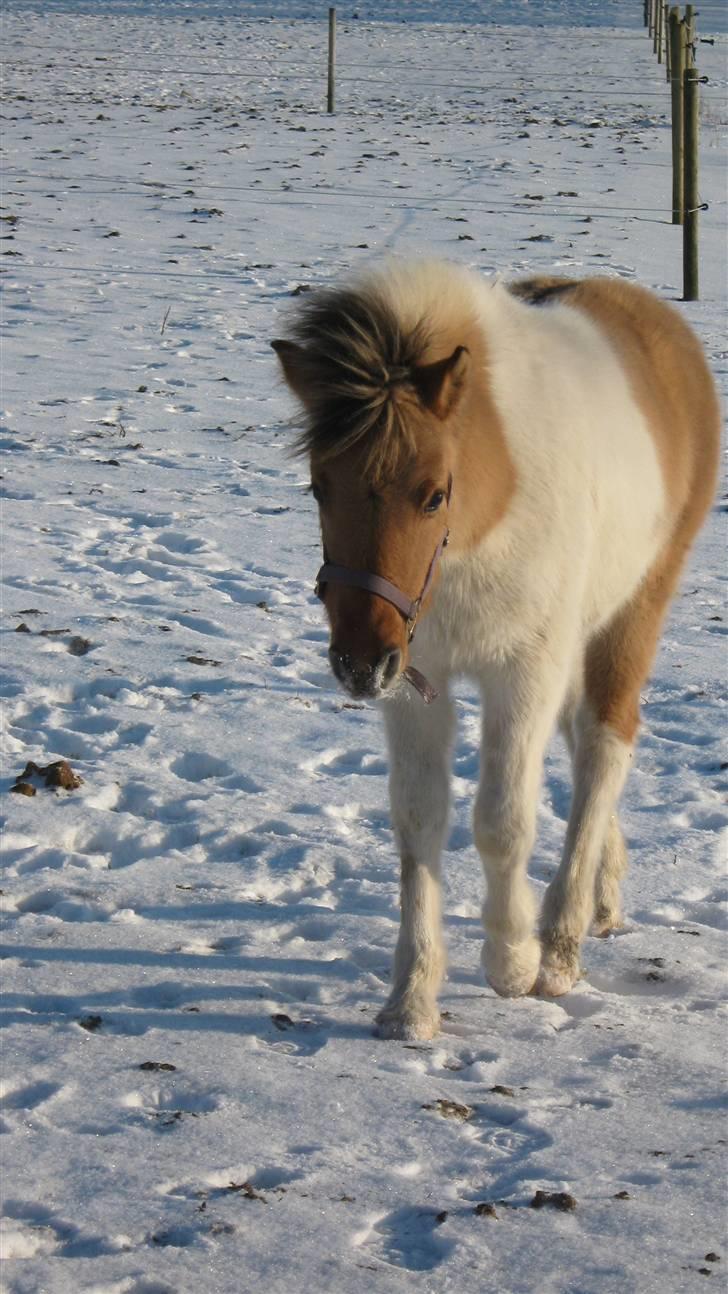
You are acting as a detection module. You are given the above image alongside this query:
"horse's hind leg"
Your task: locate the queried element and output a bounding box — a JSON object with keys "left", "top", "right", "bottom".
{"left": 539, "top": 708, "right": 633, "bottom": 995}
{"left": 540, "top": 551, "right": 687, "bottom": 995}
{"left": 376, "top": 685, "right": 456, "bottom": 1041}
{"left": 560, "top": 701, "right": 628, "bottom": 936}
{"left": 593, "top": 816, "right": 628, "bottom": 935}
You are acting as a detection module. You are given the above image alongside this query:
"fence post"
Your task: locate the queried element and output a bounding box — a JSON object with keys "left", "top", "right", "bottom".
{"left": 683, "top": 65, "right": 700, "bottom": 300}
{"left": 656, "top": 0, "right": 664, "bottom": 62}
{"left": 669, "top": 6, "right": 685, "bottom": 223}
{"left": 684, "top": 3, "right": 695, "bottom": 66}
{"left": 327, "top": 7, "right": 336, "bottom": 114}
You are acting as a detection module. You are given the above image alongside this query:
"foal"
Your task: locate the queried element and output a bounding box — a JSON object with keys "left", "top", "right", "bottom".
{"left": 273, "top": 261, "right": 719, "bottom": 1041}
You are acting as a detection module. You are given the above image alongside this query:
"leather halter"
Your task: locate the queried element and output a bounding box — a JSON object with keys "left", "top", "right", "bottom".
{"left": 315, "top": 529, "right": 449, "bottom": 644}
{"left": 314, "top": 528, "right": 450, "bottom": 705}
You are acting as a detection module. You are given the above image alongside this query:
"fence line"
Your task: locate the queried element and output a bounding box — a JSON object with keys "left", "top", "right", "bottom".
{"left": 2, "top": 169, "right": 686, "bottom": 219}
{"left": 644, "top": 0, "right": 707, "bottom": 296}
{"left": 5, "top": 8, "right": 721, "bottom": 300}
{"left": 4, "top": 61, "right": 717, "bottom": 98}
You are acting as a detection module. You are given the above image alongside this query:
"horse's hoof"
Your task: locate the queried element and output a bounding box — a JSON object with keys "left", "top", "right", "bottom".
{"left": 591, "top": 907, "right": 622, "bottom": 937}
{"left": 483, "top": 936, "right": 540, "bottom": 998}
{"left": 537, "top": 952, "right": 581, "bottom": 997}
{"left": 537, "top": 967, "right": 579, "bottom": 997}
{"left": 538, "top": 931, "right": 581, "bottom": 996}
{"left": 375, "top": 1007, "right": 440, "bottom": 1041}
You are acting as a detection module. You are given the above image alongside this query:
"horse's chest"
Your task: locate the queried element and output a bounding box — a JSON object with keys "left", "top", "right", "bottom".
{"left": 426, "top": 557, "right": 543, "bottom": 668}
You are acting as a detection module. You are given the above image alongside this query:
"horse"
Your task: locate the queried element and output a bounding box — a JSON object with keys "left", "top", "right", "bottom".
{"left": 272, "top": 260, "right": 720, "bottom": 1041}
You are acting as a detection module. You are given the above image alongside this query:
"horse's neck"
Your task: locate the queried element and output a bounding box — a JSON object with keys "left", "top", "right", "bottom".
{"left": 449, "top": 329, "right": 517, "bottom": 557}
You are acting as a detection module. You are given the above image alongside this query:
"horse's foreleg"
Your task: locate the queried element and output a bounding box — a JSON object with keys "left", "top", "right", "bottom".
{"left": 539, "top": 712, "right": 633, "bottom": 995}
{"left": 376, "top": 688, "right": 456, "bottom": 1041}
{"left": 475, "top": 660, "right": 567, "bottom": 998}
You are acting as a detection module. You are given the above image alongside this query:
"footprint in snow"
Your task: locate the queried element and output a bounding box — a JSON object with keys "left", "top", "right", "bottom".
{"left": 354, "top": 1205, "right": 455, "bottom": 1272}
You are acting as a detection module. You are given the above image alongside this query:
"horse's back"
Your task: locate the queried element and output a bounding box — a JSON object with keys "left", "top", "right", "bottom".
{"left": 446, "top": 273, "right": 721, "bottom": 653}
{"left": 508, "top": 275, "right": 720, "bottom": 530}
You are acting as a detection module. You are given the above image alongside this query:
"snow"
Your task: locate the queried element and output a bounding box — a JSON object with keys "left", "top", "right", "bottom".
{"left": 1, "top": 1, "right": 727, "bottom": 1291}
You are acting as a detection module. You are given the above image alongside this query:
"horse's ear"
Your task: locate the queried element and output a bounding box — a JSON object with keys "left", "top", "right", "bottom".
{"left": 271, "top": 339, "right": 315, "bottom": 407}
{"left": 412, "top": 346, "right": 469, "bottom": 421}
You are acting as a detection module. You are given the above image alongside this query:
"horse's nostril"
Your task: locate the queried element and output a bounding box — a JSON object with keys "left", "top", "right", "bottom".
{"left": 380, "top": 647, "right": 402, "bottom": 688}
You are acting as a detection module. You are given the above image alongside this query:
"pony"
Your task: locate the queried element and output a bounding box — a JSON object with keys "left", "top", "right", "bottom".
{"left": 272, "top": 260, "right": 720, "bottom": 1041}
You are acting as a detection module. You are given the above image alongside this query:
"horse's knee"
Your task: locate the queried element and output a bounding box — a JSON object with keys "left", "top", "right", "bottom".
{"left": 474, "top": 797, "right": 534, "bottom": 869}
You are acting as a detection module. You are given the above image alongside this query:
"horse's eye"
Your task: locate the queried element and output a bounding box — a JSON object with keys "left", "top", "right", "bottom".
{"left": 424, "top": 489, "right": 446, "bottom": 514}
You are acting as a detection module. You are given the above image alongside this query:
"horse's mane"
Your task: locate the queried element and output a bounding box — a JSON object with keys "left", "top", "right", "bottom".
{"left": 285, "top": 279, "right": 435, "bottom": 481}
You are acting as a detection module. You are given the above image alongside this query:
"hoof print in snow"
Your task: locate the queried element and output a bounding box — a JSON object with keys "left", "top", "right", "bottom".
{"left": 530, "top": 1190, "right": 577, "bottom": 1212}
{"left": 12, "top": 760, "right": 83, "bottom": 792}
{"left": 422, "top": 1099, "right": 473, "bottom": 1122}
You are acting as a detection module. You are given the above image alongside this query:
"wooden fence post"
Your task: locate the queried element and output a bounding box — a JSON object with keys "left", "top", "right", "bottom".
{"left": 656, "top": 0, "right": 664, "bottom": 62}
{"left": 683, "top": 65, "right": 700, "bottom": 300}
{"left": 684, "top": 3, "right": 695, "bottom": 66}
{"left": 669, "top": 6, "right": 685, "bottom": 224}
{"left": 327, "top": 7, "right": 336, "bottom": 114}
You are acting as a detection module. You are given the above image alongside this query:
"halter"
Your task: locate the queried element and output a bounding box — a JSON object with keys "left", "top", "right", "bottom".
{"left": 314, "top": 529, "right": 449, "bottom": 703}
{"left": 315, "top": 529, "right": 449, "bottom": 643}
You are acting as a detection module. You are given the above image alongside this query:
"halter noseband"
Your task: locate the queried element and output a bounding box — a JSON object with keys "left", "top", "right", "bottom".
{"left": 314, "top": 529, "right": 449, "bottom": 703}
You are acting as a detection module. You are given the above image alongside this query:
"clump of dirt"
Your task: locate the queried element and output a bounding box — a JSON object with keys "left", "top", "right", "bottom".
{"left": 78, "top": 1014, "right": 103, "bottom": 1032}
{"left": 422, "top": 1098, "right": 474, "bottom": 1122}
{"left": 474, "top": 1202, "right": 498, "bottom": 1218}
{"left": 226, "top": 1181, "right": 266, "bottom": 1201}
{"left": 530, "top": 1190, "right": 577, "bottom": 1212}
{"left": 139, "top": 1061, "right": 177, "bottom": 1072}
{"left": 68, "top": 636, "right": 93, "bottom": 656}
{"left": 271, "top": 1013, "right": 295, "bottom": 1031}
{"left": 11, "top": 760, "right": 83, "bottom": 792}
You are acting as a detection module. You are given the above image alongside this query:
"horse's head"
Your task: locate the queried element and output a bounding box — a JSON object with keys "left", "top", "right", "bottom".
{"left": 272, "top": 277, "right": 472, "bottom": 700}
{"left": 274, "top": 323, "right": 468, "bottom": 703}
{"left": 271, "top": 263, "right": 512, "bottom": 703}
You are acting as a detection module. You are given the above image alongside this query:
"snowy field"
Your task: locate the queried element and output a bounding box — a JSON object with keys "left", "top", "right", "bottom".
{"left": 1, "top": 2, "right": 727, "bottom": 1291}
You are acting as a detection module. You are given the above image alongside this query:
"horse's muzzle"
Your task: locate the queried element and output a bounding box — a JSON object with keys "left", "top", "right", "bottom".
{"left": 328, "top": 645, "right": 402, "bottom": 699}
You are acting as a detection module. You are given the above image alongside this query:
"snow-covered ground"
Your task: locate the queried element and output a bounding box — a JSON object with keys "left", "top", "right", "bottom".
{"left": 1, "top": 3, "right": 727, "bottom": 1291}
